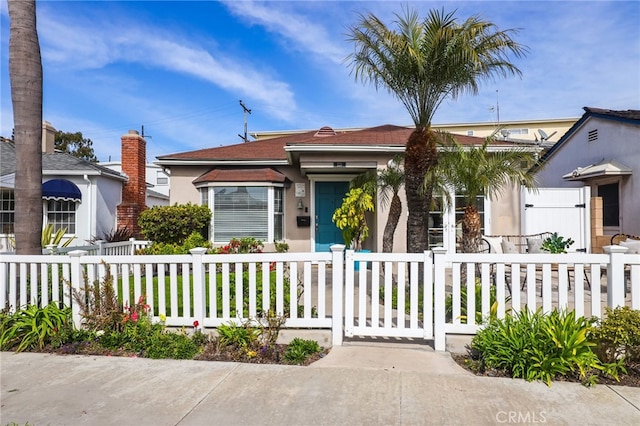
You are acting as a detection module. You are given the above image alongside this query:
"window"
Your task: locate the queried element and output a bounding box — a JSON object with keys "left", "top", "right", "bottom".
{"left": 598, "top": 182, "right": 619, "bottom": 227}
{"left": 508, "top": 128, "right": 529, "bottom": 135}
{"left": 0, "top": 190, "right": 14, "bottom": 234}
{"left": 156, "top": 170, "right": 168, "bottom": 185}
{"left": 466, "top": 130, "right": 474, "bottom": 136}
{"left": 45, "top": 200, "right": 77, "bottom": 233}
{"left": 210, "top": 186, "right": 283, "bottom": 243}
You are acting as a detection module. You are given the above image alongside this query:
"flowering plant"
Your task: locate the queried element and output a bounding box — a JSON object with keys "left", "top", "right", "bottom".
{"left": 211, "top": 237, "right": 263, "bottom": 254}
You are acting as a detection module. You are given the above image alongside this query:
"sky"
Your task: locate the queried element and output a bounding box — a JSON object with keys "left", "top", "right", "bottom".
{"left": 1, "top": 1, "right": 639, "bottom": 162}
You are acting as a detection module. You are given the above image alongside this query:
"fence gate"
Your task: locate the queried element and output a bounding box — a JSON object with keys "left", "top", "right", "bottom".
{"left": 343, "top": 251, "right": 434, "bottom": 341}
{"left": 521, "top": 187, "right": 591, "bottom": 252}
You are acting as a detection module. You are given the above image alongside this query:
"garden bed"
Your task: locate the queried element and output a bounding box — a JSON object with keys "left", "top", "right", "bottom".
{"left": 450, "top": 353, "right": 640, "bottom": 387}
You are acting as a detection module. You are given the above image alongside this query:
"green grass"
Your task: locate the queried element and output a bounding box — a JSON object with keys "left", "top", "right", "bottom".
{"left": 115, "top": 268, "right": 297, "bottom": 318}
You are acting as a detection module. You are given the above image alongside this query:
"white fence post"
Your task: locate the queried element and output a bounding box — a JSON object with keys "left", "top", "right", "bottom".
{"left": 432, "top": 247, "right": 448, "bottom": 351}
{"left": 69, "top": 250, "right": 88, "bottom": 329}
{"left": 129, "top": 237, "right": 136, "bottom": 256}
{"left": 96, "top": 240, "right": 105, "bottom": 255}
{"left": 331, "top": 244, "right": 345, "bottom": 346}
{"left": 190, "top": 247, "right": 207, "bottom": 329}
{"left": 604, "top": 245, "right": 628, "bottom": 309}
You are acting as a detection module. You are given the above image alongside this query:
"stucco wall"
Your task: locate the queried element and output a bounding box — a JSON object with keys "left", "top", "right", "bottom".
{"left": 536, "top": 117, "right": 639, "bottom": 234}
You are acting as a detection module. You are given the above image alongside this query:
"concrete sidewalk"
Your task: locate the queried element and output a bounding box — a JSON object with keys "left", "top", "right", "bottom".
{"left": 1, "top": 344, "right": 639, "bottom": 426}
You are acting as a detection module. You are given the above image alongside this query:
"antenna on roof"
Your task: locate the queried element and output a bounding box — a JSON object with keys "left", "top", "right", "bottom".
{"left": 141, "top": 125, "right": 152, "bottom": 140}
{"left": 238, "top": 100, "right": 252, "bottom": 143}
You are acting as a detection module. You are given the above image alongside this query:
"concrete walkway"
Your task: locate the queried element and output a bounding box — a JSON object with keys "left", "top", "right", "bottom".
{"left": 2, "top": 343, "right": 639, "bottom": 426}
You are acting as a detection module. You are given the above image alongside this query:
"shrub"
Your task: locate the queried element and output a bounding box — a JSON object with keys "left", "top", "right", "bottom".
{"left": 590, "top": 306, "right": 640, "bottom": 364}
{"left": 217, "top": 321, "right": 259, "bottom": 349}
{"left": 71, "top": 265, "right": 125, "bottom": 333}
{"left": 284, "top": 338, "right": 321, "bottom": 364}
{"left": 0, "top": 303, "right": 73, "bottom": 352}
{"left": 141, "top": 231, "right": 211, "bottom": 255}
{"left": 470, "top": 309, "right": 623, "bottom": 386}
{"left": 139, "top": 203, "right": 211, "bottom": 244}
{"left": 211, "top": 237, "right": 263, "bottom": 254}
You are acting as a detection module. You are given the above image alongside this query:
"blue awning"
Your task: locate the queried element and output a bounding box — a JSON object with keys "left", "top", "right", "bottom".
{"left": 42, "top": 179, "right": 82, "bottom": 202}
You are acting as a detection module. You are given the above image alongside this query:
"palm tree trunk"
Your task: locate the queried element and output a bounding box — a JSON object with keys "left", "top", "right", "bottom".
{"left": 405, "top": 128, "right": 438, "bottom": 253}
{"left": 382, "top": 193, "right": 402, "bottom": 253}
{"left": 9, "top": 0, "right": 43, "bottom": 255}
{"left": 461, "top": 205, "right": 482, "bottom": 253}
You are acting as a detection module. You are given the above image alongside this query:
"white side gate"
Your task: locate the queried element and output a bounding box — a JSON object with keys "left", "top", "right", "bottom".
{"left": 343, "top": 250, "right": 434, "bottom": 340}
{"left": 521, "top": 187, "right": 591, "bottom": 252}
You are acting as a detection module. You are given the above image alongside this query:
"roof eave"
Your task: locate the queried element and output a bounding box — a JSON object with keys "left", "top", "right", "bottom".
{"left": 155, "top": 159, "right": 290, "bottom": 167}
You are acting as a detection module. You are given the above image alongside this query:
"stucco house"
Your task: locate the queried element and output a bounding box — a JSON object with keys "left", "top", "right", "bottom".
{"left": 156, "top": 124, "right": 543, "bottom": 253}
{"left": 1, "top": 124, "right": 155, "bottom": 250}
{"left": 535, "top": 107, "right": 640, "bottom": 251}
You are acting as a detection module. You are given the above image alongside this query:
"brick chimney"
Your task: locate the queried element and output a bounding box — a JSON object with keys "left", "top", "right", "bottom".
{"left": 117, "top": 130, "right": 147, "bottom": 237}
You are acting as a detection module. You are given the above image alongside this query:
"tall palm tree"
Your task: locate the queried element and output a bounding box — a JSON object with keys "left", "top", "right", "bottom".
{"left": 8, "top": 0, "right": 43, "bottom": 255}
{"left": 438, "top": 132, "right": 539, "bottom": 253}
{"left": 346, "top": 8, "right": 526, "bottom": 253}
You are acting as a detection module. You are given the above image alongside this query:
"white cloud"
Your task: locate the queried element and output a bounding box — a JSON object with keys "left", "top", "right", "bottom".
{"left": 35, "top": 5, "right": 297, "bottom": 122}
{"left": 222, "top": 0, "right": 348, "bottom": 65}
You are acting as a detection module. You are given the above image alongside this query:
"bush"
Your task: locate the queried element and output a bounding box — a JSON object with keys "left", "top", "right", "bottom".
{"left": 470, "top": 309, "right": 623, "bottom": 386}
{"left": 211, "top": 237, "right": 263, "bottom": 254}
{"left": 139, "top": 203, "right": 211, "bottom": 244}
{"left": 590, "top": 306, "right": 640, "bottom": 364}
{"left": 71, "top": 265, "right": 125, "bottom": 332}
{"left": 141, "top": 231, "right": 211, "bottom": 255}
{"left": 284, "top": 338, "right": 322, "bottom": 364}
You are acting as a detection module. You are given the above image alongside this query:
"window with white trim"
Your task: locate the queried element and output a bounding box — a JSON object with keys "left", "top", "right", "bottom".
{"left": 0, "top": 190, "right": 14, "bottom": 234}
{"left": 45, "top": 200, "right": 77, "bottom": 233}
{"left": 209, "top": 185, "right": 283, "bottom": 243}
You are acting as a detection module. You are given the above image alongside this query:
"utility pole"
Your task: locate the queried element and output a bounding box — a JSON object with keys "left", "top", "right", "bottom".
{"left": 238, "top": 100, "right": 252, "bottom": 142}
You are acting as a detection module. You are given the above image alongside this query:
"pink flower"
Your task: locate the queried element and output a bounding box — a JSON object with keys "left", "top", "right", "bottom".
{"left": 131, "top": 312, "right": 139, "bottom": 322}
{"left": 193, "top": 320, "right": 200, "bottom": 328}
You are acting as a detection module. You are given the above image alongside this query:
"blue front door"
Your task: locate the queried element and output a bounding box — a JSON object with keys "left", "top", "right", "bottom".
{"left": 315, "top": 181, "right": 349, "bottom": 252}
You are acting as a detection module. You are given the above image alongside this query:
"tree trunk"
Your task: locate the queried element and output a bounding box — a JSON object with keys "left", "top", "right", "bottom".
{"left": 382, "top": 193, "right": 402, "bottom": 253}
{"left": 9, "top": 0, "right": 43, "bottom": 255}
{"left": 404, "top": 128, "right": 438, "bottom": 253}
{"left": 461, "top": 205, "right": 482, "bottom": 253}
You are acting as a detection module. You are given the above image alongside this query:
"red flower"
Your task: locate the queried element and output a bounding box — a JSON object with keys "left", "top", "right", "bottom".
{"left": 193, "top": 320, "right": 200, "bottom": 328}
{"left": 131, "top": 312, "right": 139, "bottom": 322}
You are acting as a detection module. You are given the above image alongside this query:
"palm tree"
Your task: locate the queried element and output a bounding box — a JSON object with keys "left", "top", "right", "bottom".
{"left": 346, "top": 8, "right": 526, "bottom": 253}
{"left": 8, "top": 0, "right": 43, "bottom": 255}
{"left": 351, "top": 155, "right": 405, "bottom": 253}
{"left": 438, "top": 132, "right": 539, "bottom": 253}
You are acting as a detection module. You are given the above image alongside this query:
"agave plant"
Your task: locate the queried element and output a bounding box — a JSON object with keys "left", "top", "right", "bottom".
{"left": 41, "top": 224, "right": 75, "bottom": 248}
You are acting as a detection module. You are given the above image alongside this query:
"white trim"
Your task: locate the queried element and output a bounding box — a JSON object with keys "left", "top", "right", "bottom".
{"left": 155, "top": 159, "right": 289, "bottom": 166}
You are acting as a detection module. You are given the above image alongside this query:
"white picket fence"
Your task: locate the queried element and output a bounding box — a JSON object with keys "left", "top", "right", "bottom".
{"left": 1, "top": 245, "right": 638, "bottom": 350}
{"left": 0, "top": 236, "right": 150, "bottom": 256}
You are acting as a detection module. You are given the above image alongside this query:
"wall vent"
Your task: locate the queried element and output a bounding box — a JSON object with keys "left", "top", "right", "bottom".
{"left": 587, "top": 129, "right": 598, "bottom": 142}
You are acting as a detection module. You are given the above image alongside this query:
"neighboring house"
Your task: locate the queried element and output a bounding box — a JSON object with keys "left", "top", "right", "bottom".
{"left": 156, "top": 124, "right": 540, "bottom": 253}
{"left": 251, "top": 117, "right": 578, "bottom": 146}
{"left": 1, "top": 124, "right": 153, "bottom": 250}
{"left": 535, "top": 107, "right": 640, "bottom": 252}
{"left": 100, "top": 161, "right": 170, "bottom": 207}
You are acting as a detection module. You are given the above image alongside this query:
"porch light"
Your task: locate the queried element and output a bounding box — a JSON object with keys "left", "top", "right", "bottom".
{"left": 297, "top": 199, "right": 304, "bottom": 210}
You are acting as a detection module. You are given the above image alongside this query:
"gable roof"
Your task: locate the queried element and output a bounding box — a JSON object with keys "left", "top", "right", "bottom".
{"left": 540, "top": 107, "right": 640, "bottom": 163}
{"left": 156, "top": 124, "right": 515, "bottom": 166}
{"left": 1, "top": 141, "right": 127, "bottom": 181}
